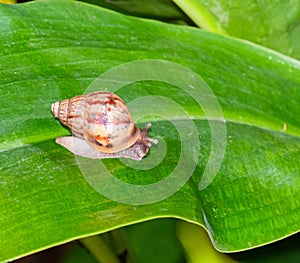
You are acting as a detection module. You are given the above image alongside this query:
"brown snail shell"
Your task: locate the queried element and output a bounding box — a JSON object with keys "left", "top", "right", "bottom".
{"left": 51, "top": 91, "right": 157, "bottom": 160}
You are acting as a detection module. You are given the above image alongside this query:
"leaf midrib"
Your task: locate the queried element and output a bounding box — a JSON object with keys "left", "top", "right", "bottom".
{"left": 1, "top": 117, "right": 299, "bottom": 154}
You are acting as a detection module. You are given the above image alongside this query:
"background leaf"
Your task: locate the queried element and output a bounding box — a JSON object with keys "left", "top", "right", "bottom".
{"left": 0, "top": 0, "right": 299, "bottom": 262}
{"left": 172, "top": 0, "right": 300, "bottom": 59}
{"left": 80, "top": 0, "right": 194, "bottom": 25}
{"left": 80, "top": 0, "right": 300, "bottom": 59}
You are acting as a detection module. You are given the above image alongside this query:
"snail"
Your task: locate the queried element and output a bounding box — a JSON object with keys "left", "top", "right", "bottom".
{"left": 51, "top": 91, "right": 158, "bottom": 160}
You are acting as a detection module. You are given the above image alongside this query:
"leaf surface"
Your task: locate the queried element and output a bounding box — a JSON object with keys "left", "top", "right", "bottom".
{"left": 173, "top": 0, "right": 300, "bottom": 59}
{"left": 0, "top": 1, "right": 299, "bottom": 261}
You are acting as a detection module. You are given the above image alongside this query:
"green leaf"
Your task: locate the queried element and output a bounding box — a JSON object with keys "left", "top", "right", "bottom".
{"left": 79, "top": 0, "right": 193, "bottom": 25}
{"left": 126, "top": 219, "right": 185, "bottom": 263}
{"left": 0, "top": 0, "right": 299, "bottom": 262}
{"left": 173, "top": 0, "right": 300, "bottom": 59}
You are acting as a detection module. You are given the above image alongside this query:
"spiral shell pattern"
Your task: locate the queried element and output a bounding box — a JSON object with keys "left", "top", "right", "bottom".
{"left": 51, "top": 91, "right": 140, "bottom": 153}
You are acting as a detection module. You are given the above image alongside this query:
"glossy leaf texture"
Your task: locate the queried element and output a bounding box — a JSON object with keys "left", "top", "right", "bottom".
{"left": 79, "top": 0, "right": 300, "bottom": 59}
{"left": 0, "top": 0, "right": 299, "bottom": 262}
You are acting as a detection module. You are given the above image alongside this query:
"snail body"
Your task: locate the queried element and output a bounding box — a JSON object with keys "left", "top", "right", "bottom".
{"left": 51, "top": 91, "right": 157, "bottom": 160}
